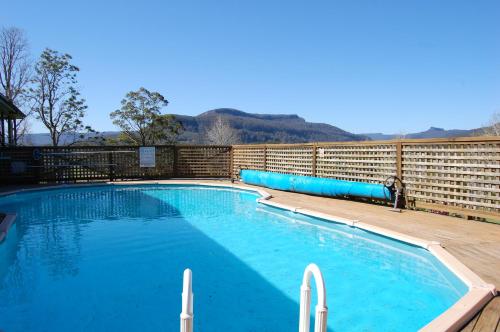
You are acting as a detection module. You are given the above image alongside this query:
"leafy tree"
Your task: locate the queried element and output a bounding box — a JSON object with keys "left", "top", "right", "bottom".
{"left": 110, "top": 87, "right": 182, "bottom": 145}
{"left": 28, "top": 48, "right": 89, "bottom": 146}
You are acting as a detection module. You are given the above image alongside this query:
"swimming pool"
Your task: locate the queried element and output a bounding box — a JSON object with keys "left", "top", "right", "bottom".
{"left": 0, "top": 184, "right": 470, "bottom": 331}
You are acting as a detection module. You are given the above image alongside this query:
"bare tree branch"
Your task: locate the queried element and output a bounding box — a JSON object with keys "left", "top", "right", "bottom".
{"left": 206, "top": 116, "right": 239, "bottom": 145}
{"left": 481, "top": 112, "right": 500, "bottom": 136}
{"left": 0, "top": 27, "right": 31, "bottom": 102}
{"left": 0, "top": 26, "right": 33, "bottom": 144}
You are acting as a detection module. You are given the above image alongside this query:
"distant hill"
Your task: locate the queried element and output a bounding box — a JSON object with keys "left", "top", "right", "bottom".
{"left": 174, "top": 108, "right": 366, "bottom": 143}
{"left": 22, "top": 132, "right": 119, "bottom": 146}
{"left": 22, "top": 108, "right": 366, "bottom": 145}
{"left": 363, "top": 126, "right": 483, "bottom": 140}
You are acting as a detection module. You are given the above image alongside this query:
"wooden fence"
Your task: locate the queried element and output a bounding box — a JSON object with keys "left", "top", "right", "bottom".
{"left": 0, "top": 145, "right": 231, "bottom": 184}
{"left": 232, "top": 137, "right": 500, "bottom": 221}
{"left": 0, "top": 137, "right": 498, "bottom": 220}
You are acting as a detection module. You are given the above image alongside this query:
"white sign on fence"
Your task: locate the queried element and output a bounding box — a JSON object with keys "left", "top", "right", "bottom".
{"left": 139, "top": 147, "right": 156, "bottom": 167}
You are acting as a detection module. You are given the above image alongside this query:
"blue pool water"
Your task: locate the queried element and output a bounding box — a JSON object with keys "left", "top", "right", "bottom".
{"left": 0, "top": 185, "right": 467, "bottom": 331}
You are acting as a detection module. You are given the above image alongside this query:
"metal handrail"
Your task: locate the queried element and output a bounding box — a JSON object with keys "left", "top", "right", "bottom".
{"left": 299, "top": 263, "right": 328, "bottom": 332}
{"left": 180, "top": 269, "right": 194, "bottom": 332}
{"left": 177, "top": 265, "right": 327, "bottom": 332}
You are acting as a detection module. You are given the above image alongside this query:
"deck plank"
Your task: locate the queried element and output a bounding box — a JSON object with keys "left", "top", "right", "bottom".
{"left": 471, "top": 297, "right": 500, "bottom": 332}
{"left": 461, "top": 313, "right": 480, "bottom": 332}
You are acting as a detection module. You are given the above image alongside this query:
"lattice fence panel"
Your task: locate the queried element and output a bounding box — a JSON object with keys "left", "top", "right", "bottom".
{"left": 40, "top": 147, "right": 113, "bottom": 182}
{"left": 266, "top": 145, "right": 314, "bottom": 176}
{"left": 232, "top": 146, "right": 266, "bottom": 178}
{"left": 111, "top": 147, "right": 141, "bottom": 179}
{"left": 315, "top": 143, "right": 397, "bottom": 183}
{"left": 402, "top": 141, "right": 500, "bottom": 215}
{"left": 152, "top": 146, "right": 175, "bottom": 177}
{"left": 0, "top": 147, "right": 37, "bottom": 184}
{"left": 110, "top": 146, "right": 175, "bottom": 179}
{"left": 175, "top": 146, "right": 231, "bottom": 178}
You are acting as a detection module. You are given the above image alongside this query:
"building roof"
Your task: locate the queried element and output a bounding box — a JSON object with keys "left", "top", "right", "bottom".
{"left": 0, "top": 93, "right": 26, "bottom": 119}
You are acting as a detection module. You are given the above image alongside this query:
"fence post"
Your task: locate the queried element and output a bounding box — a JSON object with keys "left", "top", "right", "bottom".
{"left": 108, "top": 151, "right": 114, "bottom": 182}
{"left": 312, "top": 143, "right": 317, "bottom": 177}
{"left": 229, "top": 146, "right": 234, "bottom": 179}
{"left": 263, "top": 145, "right": 267, "bottom": 171}
{"left": 173, "top": 146, "right": 179, "bottom": 178}
{"left": 396, "top": 141, "right": 402, "bottom": 179}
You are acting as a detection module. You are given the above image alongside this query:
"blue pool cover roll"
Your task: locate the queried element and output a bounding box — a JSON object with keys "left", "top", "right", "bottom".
{"left": 240, "top": 170, "right": 392, "bottom": 201}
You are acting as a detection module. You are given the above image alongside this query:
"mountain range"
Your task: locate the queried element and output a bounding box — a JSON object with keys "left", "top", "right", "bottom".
{"left": 362, "top": 126, "right": 482, "bottom": 140}
{"left": 175, "top": 108, "right": 365, "bottom": 143}
{"left": 20, "top": 108, "right": 486, "bottom": 145}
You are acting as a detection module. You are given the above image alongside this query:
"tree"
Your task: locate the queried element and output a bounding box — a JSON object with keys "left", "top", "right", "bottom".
{"left": 110, "top": 87, "right": 183, "bottom": 146}
{"left": 0, "top": 27, "right": 31, "bottom": 103}
{"left": 0, "top": 26, "right": 32, "bottom": 144}
{"left": 394, "top": 130, "right": 408, "bottom": 139}
{"left": 206, "top": 115, "right": 239, "bottom": 145}
{"left": 481, "top": 112, "right": 500, "bottom": 136}
{"left": 29, "top": 48, "right": 89, "bottom": 146}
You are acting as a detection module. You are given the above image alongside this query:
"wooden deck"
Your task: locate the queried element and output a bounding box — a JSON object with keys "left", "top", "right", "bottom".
{"left": 1, "top": 180, "right": 499, "bottom": 331}
{"left": 461, "top": 296, "right": 500, "bottom": 332}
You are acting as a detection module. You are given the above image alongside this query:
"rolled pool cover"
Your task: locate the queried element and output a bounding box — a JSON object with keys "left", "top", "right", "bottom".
{"left": 240, "top": 170, "right": 393, "bottom": 201}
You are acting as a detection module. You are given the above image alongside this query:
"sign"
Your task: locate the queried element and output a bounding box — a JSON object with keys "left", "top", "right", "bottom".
{"left": 139, "top": 147, "right": 156, "bottom": 167}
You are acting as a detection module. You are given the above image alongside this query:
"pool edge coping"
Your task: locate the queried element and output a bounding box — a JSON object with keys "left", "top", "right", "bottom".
{"left": 0, "top": 213, "right": 17, "bottom": 243}
{"left": 0, "top": 180, "right": 496, "bottom": 331}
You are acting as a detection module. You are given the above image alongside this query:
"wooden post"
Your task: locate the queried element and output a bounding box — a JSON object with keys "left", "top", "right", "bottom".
{"left": 396, "top": 141, "right": 402, "bottom": 179}
{"left": 229, "top": 146, "right": 234, "bottom": 179}
{"left": 7, "top": 118, "right": 13, "bottom": 145}
{"left": 108, "top": 151, "right": 115, "bottom": 182}
{"left": 13, "top": 120, "right": 18, "bottom": 146}
{"left": 263, "top": 145, "right": 267, "bottom": 171}
{"left": 0, "top": 115, "right": 4, "bottom": 146}
{"left": 7, "top": 118, "right": 14, "bottom": 146}
{"left": 173, "top": 146, "right": 179, "bottom": 178}
{"left": 312, "top": 143, "right": 317, "bottom": 177}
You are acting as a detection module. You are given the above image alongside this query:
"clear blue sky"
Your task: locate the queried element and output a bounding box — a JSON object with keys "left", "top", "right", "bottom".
{"left": 2, "top": 0, "right": 499, "bottom": 134}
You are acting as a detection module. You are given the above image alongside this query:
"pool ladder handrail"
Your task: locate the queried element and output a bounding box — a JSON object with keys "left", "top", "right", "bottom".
{"left": 179, "top": 264, "right": 328, "bottom": 332}
{"left": 299, "top": 263, "right": 328, "bottom": 332}
{"left": 180, "top": 269, "right": 194, "bottom": 332}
